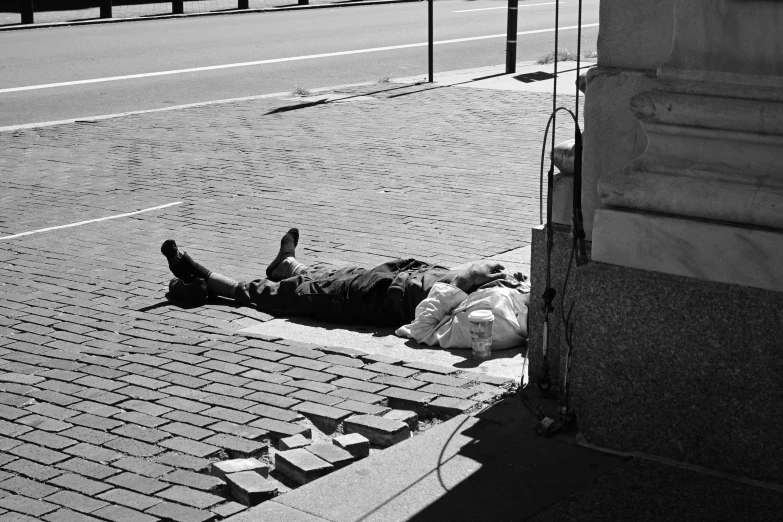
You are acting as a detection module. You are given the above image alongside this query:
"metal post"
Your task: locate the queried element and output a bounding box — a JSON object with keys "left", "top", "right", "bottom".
{"left": 428, "top": 0, "right": 433, "bottom": 82}
{"left": 100, "top": 0, "right": 112, "bottom": 19}
{"left": 505, "top": 0, "right": 518, "bottom": 74}
{"left": 173, "top": 0, "right": 184, "bottom": 15}
{"left": 238, "top": 0, "right": 248, "bottom": 8}
{"left": 298, "top": 0, "right": 309, "bottom": 5}
{"left": 21, "top": 0, "right": 34, "bottom": 24}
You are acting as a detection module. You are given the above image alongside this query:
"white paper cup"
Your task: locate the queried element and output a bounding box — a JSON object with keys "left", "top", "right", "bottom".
{"left": 469, "top": 310, "right": 494, "bottom": 359}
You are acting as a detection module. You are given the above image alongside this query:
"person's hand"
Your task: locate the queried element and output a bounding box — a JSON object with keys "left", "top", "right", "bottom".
{"left": 512, "top": 271, "right": 528, "bottom": 282}
{"left": 453, "top": 261, "right": 507, "bottom": 292}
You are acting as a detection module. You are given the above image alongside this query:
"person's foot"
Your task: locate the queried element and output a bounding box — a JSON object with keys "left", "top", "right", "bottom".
{"left": 161, "top": 239, "right": 210, "bottom": 282}
{"left": 266, "top": 228, "right": 301, "bottom": 280}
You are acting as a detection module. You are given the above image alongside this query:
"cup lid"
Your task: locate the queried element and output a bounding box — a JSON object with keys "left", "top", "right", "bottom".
{"left": 468, "top": 310, "right": 494, "bottom": 322}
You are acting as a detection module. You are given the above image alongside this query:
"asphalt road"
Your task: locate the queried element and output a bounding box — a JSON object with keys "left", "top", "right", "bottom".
{"left": 0, "top": 0, "right": 599, "bottom": 127}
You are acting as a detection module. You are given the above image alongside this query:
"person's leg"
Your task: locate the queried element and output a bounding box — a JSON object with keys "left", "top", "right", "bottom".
{"left": 266, "top": 228, "right": 308, "bottom": 281}
{"left": 161, "top": 239, "right": 248, "bottom": 303}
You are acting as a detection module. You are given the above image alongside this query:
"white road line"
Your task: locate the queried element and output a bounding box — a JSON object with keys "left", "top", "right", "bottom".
{"left": 0, "top": 202, "right": 183, "bottom": 241}
{"left": 0, "top": 24, "right": 598, "bottom": 94}
{"left": 454, "top": 3, "right": 558, "bottom": 13}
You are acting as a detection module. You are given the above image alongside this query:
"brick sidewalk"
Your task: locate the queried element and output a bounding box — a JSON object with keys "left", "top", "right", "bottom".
{"left": 0, "top": 82, "right": 579, "bottom": 520}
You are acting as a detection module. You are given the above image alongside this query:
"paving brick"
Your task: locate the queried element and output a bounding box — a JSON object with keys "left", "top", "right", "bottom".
{"left": 64, "top": 442, "right": 121, "bottom": 463}
{"left": 0, "top": 421, "right": 31, "bottom": 438}
{"left": 0, "top": 475, "right": 60, "bottom": 499}
{"left": 453, "top": 372, "right": 517, "bottom": 387}
{"left": 98, "top": 488, "right": 162, "bottom": 511}
{"left": 333, "top": 400, "right": 390, "bottom": 416}
{"left": 202, "top": 434, "right": 267, "bottom": 459}
{"left": 211, "top": 501, "right": 246, "bottom": 519}
{"left": 3, "top": 459, "right": 63, "bottom": 482}
{"left": 282, "top": 368, "right": 335, "bottom": 383}
{"left": 199, "top": 360, "right": 247, "bottom": 376}
{"left": 274, "top": 449, "right": 333, "bottom": 485}
{"left": 244, "top": 391, "right": 300, "bottom": 410}
{"left": 28, "top": 391, "right": 79, "bottom": 407}
{"left": 112, "top": 424, "right": 169, "bottom": 444}
{"left": 383, "top": 409, "right": 419, "bottom": 431}
{"left": 0, "top": 495, "right": 59, "bottom": 517}
{"left": 305, "top": 443, "right": 354, "bottom": 470}
{"left": 113, "top": 457, "right": 173, "bottom": 478}
{"left": 0, "top": 405, "right": 26, "bottom": 421}
{"left": 120, "top": 400, "right": 171, "bottom": 417}
{"left": 0, "top": 454, "right": 15, "bottom": 468}
{"left": 225, "top": 471, "right": 277, "bottom": 507}
{"left": 239, "top": 359, "right": 290, "bottom": 373}
{"left": 155, "top": 397, "right": 209, "bottom": 413}
{"left": 329, "top": 378, "right": 387, "bottom": 394}
{"left": 114, "top": 386, "right": 168, "bottom": 402}
{"left": 201, "top": 383, "right": 252, "bottom": 399}
{"left": 200, "top": 407, "right": 255, "bottom": 425}
{"left": 44, "top": 491, "right": 108, "bottom": 514}
{"left": 10, "top": 443, "right": 68, "bottom": 465}
{"left": 329, "top": 387, "right": 387, "bottom": 405}
{"left": 332, "top": 433, "right": 370, "bottom": 460}
{"left": 323, "top": 363, "right": 382, "bottom": 381}
{"left": 427, "top": 396, "right": 480, "bottom": 417}
{"left": 419, "top": 383, "right": 479, "bottom": 400}
{"left": 239, "top": 370, "right": 292, "bottom": 386}
{"left": 364, "top": 362, "right": 419, "bottom": 378}
{"left": 114, "top": 411, "right": 169, "bottom": 428}
{"left": 19, "top": 430, "right": 76, "bottom": 450}
{"left": 56, "top": 458, "right": 118, "bottom": 480}
{"left": 158, "top": 382, "right": 210, "bottom": 398}
{"left": 290, "top": 380, "right": 336, "bottom": 394}
{"left": 207, "top": 421, "right": 266, "bottom": 441}
{"left": 0, "top": 394, "right": 34, "bottom": 408}
{"left": 156, "top": 485, "right": 223, "bottom": 509}
{"left": 414, "top": 372, "right": 472, "bottom": 388}
{"left": 377, "top": 387, "right": 437, "bottom": 415}
{"left": 292, "top": 403, "right": 353, "bottom": 431}
{"left": 155, "top": 452, "right": 213, "bottom": 473}
{"left": 274, "top": 344, "right": 323, "bottom": 360}
{"left": 158, "top": 437, "right": 221, "bottom": 459}
{"left": 160, "top": 422, "right": 214, "bottom": 441}
{"left": 161, "top": 411, "right": 214, "bottom": 427}
{"left": 319, "top": 346, "right": 366, "bottom": 359}
{"left": 48, "top": 473, "right": 111, "bottom": 497}
{"left": 91, "top": 504, "right": 158, "bottom": 522}
{"left": 160, "top": 469, "right": 225, "bottom": 493}
{"left": 402, "top": 361, "right": 459, "bottom": 375}
{"left": 146, "top": 501, "right": 215, "bottom": 522}
{"left": 0, "top": 436, "right": 21, "bottom": 452}
{"left": 318, "top": 355, "right": 365, "bottom": 368}
{"left": 278, "top": 356, "right": 331, "bottom": 372}
{"left": 72, "top": 376, "right": 124, "bottom": 391}
{"left": 59, "top": 427, "right": 117, "bottom": 446}
{"left": 67, "top": 413, "right": 123, "bottom": 431}
{"left": 288, "top": 390, "right": 343, "bottom": 407}
{"left": 343, "top": 415, "right": 410, "bottom": 447}
{"left": 104, "top": 437, "right": 166, "bottom": 458}
{"left": 359, "top": 353, "right": 403, "bottom": 365}
{"left": 210, "top": 459, "right": 269, "bottom": 481}
{"left": 23, "top": 404, "right": 80, "bottom": 423}
{"left": 43, "top": 508, "right": 104, "bottom": 522}
{"left": 107, "top": 472, "right": 168, "bottom": 495}
{"left": 70, "top": 398, "right": 124, "bottom": 414}
{"left": 248, "top": 419, "right": 310, "bottom": 440}
{"left": 278, "top": 434, "right": 310, "bottom": 451}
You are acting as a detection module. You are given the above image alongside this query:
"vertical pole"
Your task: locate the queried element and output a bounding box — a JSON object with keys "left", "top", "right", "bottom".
{"left": 298, "top": 0, "right": 309, "bottom": 5}
{"left": 100, "top": 0, "right": 112, "bottom": 19}
{"left": 239, "top": 0, "right": 249, "bottom": 9}
{"left": 173, "top": 0, "right": 184, "bottom": 15}
{"left": 505, "top": 0, "right": 518, "bottom": 74}
{"left": 21, "top": 0, "right": 34, "bottom": 24}
{"left": 428, "top": 0, "right": 433, "bottom": 83}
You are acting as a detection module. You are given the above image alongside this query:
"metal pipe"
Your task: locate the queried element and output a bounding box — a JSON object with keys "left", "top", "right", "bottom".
{"left": 428, "top": 0, "right": 434, "bottom": 83}
{"left": 505, "top": 0, "right": 519, "bottom": 74}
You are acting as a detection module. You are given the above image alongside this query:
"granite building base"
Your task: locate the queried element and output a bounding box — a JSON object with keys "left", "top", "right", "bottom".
{"left": 528, "top": 225, "right": 783, "bottom": 484}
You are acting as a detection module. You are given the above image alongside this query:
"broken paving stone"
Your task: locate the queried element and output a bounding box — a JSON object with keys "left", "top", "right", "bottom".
{"left": 202, "top": 434, "right": 267, "bottom": 459}
{"left": 343, "top": 415, "right": 410, "bottom": 447}
{"left": 292, "top": 402, "right": 352, "bottom": 431}
{"left": 274, "top": 448, "right": 333, "bottom": 485}
{"left": 383, "top": 409, "right": 419, "bottom": 432}
{"left": 305, "top": 443, "right": 354, "bottom": 470}
{"left": 332, "top": 433, "right": 370, "bottom": 459}
{"left": 428, "top": 397, "right": 479, "bottom": 417}
{"left": 211, "top": 458, "right": 269, "bottom": 481}
{"left": 226, "top": 471, "right": 278, "bottom": 506}
{"left": 279, "top": 433, "right": 310, "bottom": 451}
{"left": 249, "top": 418, "right": 310, "bottom": 440}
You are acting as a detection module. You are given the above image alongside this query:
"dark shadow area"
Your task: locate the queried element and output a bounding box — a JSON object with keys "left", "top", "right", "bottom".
{"left": 513, "top": 71, "right": 556, "bottom": 83}
{"left": 265, "top": 98, "right": 330, "bottom": 114}
{"left": 136, "top": 301, "right": 172, "bottom": 312}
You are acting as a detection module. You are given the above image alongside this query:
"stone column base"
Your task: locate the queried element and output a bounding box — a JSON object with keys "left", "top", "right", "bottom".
{"left": 592, "top": 209, "right": 783, "bottom": 292}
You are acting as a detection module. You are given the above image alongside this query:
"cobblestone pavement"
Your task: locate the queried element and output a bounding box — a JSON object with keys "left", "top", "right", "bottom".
{"left": 0, "top": 82, "right": 580, "bottom": 520}
{"left": 1, "top": 0, "right": 345, "bottom": 27}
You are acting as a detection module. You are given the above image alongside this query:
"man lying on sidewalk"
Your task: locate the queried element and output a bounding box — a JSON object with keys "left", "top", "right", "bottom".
{"left": 161, "top": 228, "right": 530, "bottom": 350}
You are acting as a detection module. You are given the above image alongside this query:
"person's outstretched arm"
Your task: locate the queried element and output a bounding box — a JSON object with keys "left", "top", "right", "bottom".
{"left": 435, "top": 261, "right": 508, "bottom": 294}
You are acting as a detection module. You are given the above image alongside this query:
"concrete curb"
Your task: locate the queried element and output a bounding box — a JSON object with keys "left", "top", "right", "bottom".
{"left": 0, "top": 0, "right": 419, "bottom": 32}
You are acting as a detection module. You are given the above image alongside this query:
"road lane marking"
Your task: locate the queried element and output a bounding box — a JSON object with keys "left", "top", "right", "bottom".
{"left": 454, "top": 3, "right": 558, "bottom": 13}
{"left": 0, "top": 202, "right": 183, "bottom": 241}
{"left": 0, "top": 24, "right": 598, "bottom": 94}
